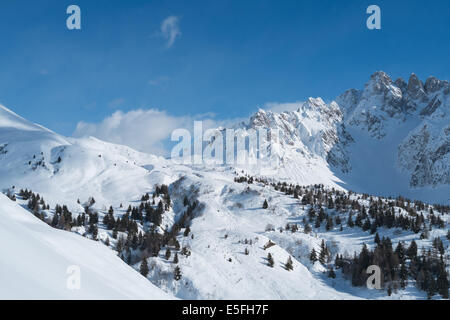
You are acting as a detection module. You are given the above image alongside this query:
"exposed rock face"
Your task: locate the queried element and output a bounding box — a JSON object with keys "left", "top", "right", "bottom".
{"left": 407, "top": 73, "right": 426, "bottom": 101}
{"left": 335, "top": 72, "right": 449, "bottom": 189}
{"left": 236, "top": 71, "right": 449, "bottom": 191}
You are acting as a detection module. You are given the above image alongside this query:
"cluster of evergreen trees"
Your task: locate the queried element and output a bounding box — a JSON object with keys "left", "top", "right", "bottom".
{"left": 309, "top": 239, "right": 332, "bottom": 265}
{"left": 236, "top": 173, "right": 448, "bottom": 247}
{"left": 233, "top": 174, "right": 449, "bottom": 298}
{"left": 334, "top": 235, "right": 449, "bottom": 299}
{"left": 15, "top": 184, "right": 188, "bottom": 282}
{"left": 115, "top": 187, "right": 198, "bottom": 283}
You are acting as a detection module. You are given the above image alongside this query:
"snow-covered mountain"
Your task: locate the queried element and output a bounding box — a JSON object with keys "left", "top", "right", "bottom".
{"left": 0, "top": 193, "right": 171, "bottom": 299}
{"left": 0, "top": 104, "right": 182, "bottom": 210}
{"left": 0, "top": 72, "right": 448, "bottom": 300}
{"left": 223, "top": 71, "right": 449, "bottom": 204}
{"left": 337, "top": 72, "right": 449, "bottom": 194}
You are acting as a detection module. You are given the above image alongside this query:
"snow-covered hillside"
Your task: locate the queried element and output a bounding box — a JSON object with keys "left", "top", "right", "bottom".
{"left": 0, "top": 104, "right": 181, "bottom": 210}
{"left": 0, "top": 72, "right": 448, "bottom": 300}
{"left": 0, "top": 193, "right": 171, "bottom": 299}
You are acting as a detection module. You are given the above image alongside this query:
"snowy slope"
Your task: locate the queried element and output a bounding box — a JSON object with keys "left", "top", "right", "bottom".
{"left": 132, "top": 167, "right": 445, "bottom": 300}
{"left": 141, "top": 172, "right": 358, "bottom": 299}
{"left": 0, "top": 104, "right": 181, "bottom": 210}
{"left": 0, "top": 193, "right": 172, "bottom": 299}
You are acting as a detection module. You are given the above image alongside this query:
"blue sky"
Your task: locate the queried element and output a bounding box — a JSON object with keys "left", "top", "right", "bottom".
{"left": 0, "top": 0, "right": 449, "bottom": 146}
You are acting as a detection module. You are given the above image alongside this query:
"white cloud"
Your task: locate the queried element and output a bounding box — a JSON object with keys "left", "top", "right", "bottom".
{"left": 73, "top": 109, "right": 241, "bottom": 156}
{"left": 159, "top": 16, "right": 181, "bottom": 48}
{"left": 264, "top": 101, "right": 304, "bottom": 113}
{"left": 74, "top": 109, "right": 188, "bottom": 156}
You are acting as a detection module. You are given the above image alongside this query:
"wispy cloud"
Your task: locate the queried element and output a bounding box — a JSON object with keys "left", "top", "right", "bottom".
{"left": 159, "top": 16, "right": 181, "bottom": 48}
{"left": 148, "top": 76, "right": 170, "bottom": 87}
{"left": 108, "top": 98, "right": 125, "bottom": 109}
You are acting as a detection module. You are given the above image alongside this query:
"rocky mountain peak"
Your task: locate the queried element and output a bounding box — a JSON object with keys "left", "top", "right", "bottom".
{"left": 394, "top": 78, "right": 407, "bottom": 91}
{"left": 407, "top": 73, "right": 426, "bottom": 100}
{"left": 366, "top": 71, "right": 394, "bottom": 94}
{"left": 424, "top": 76, "right": 447, "bottom": 93}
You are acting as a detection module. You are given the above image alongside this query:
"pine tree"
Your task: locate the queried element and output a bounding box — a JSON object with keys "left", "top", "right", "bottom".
{"left": 395, "top": 242, "right": 405, "bottom": 262}
{"left": 304, "top": 222, "right": 311, "bottom": 234}
{"left": 267, "top": 253, "right": 274, "bottom": 267}
{"left": 314, "top": 218, "right": 321, "bottom": 229}
{"left": 362, "top": 218, "right": 371, "bottom": 231}
{"left": 140, "top": 258, "right": 149, "bottom": 277}
{"left": 91, "top": 225, "right": 98, "bottom": 240}
{"left": 437, "top": 259, "right": 449, "bottom": 299}
{"left": 427, "top": 277, "right": 436, "bottom": 299}
{"left": 310, "top": 248, "right": 318, "bottom": 263}
{"left": 406, "top": 240, "right": 418, "bottom": 259}
{"left": 399, "top": 263, "right": 408, "bottom": 289}
{"left": 244, "top": 248, "right": 249, "bottom": 255}
{"left": 173, "top": 252, "right": 179, "bottom": 264}
{"left": 328, "top": 267, "right": 336, "bottom": 279}
{"left": 319, "top": 240, "right": 328, "bottom": 265}
{"left": 174, "top": 266, "right": 182, "bottom": 281}
{"left": 347, "top": 214, "right": 354, "bottom": 228}
{"left": 374, "top": 232, "right": 381, "bottom": 245}
{"left": 325, "top": 217, "right": 334, "bottom": 231}
{"left": 112, "top": 227, "right": 118, "bottom": 239}
{"left": 263, "top": 199, "right": 269, "bottom": 209}
{"left": 285, "top": 256, "right": 293, "bottom": 271}
{"left": 165, "top": 248, "right": 171, "bottom": 260}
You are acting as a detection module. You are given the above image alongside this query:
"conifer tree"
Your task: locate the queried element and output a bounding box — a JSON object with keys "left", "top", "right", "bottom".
{"left": 319, "top": 239, "right": 328, "bottom": 264}
{"left": 263, "top": 199, "right": 269, "bottom": 209}
{"left": 374, "top": 232, "right": 381, "bottom": 245}
{"left": 165, "top": 248, "right": 171, "bottom": 260}
{"left": 140, "top": 258, "right": 149, "bottom": 277}
{"left": 310, "top": 248, "right": 318, "bottom": 263}
{"left": 325, "top": 217, "right": 334, "bottom": 231}
{"left": 304, "top": 222, "right": 311, "bottom": 234}
{"left": 406, "top": 240, "right": 418, "bottom": 259}
{"left": 399, "top": 263, "right": 408, "bottom": 289}
{"left": 285, "top": 256, "right": 293, "bottom": 271}
{"left": 174, "top": 266, "right": 182, "bottom": 281}
{"left": 347, "top": 214, "right": 354, "bottom": 228}
{"left": 173, "top": 252, "right": 179, "bottom": 264}
{"left": 328, "top": 267, "right": 336, "bottom": 279}
{"left": 267, "top": 253, "right": 274, "bottom": 267}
